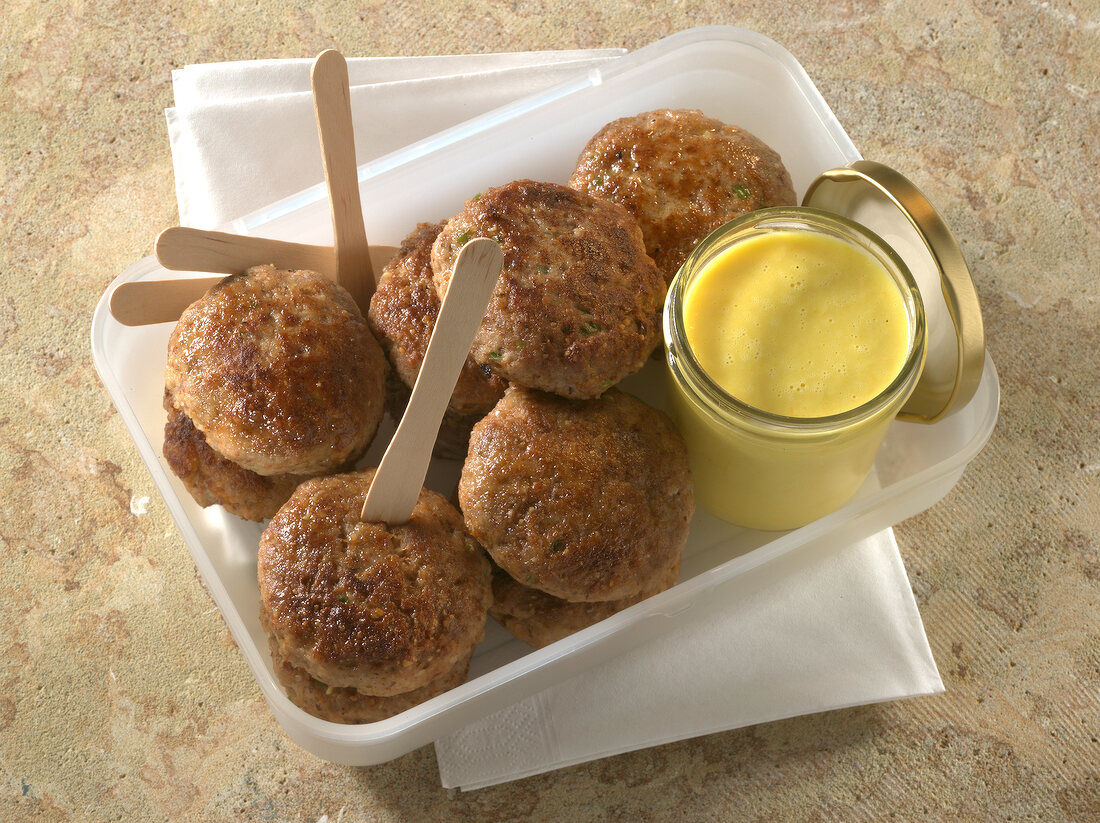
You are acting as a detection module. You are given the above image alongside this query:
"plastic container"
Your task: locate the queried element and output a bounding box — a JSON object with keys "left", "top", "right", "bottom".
{"left": 91, "top": 26, "right": 1000, "bottom": 765}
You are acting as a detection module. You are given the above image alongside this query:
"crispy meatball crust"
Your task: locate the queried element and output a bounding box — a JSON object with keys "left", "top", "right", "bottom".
{"left": 368, "top": 221, "right": 506, "bottom": 417}
{"left": 459, "top": 387, "right": 694, "bottom": 602}
{"left": 431, "top": 180, "right": 665, "bottom": 399}
{"left": 568, "top": 109, "right": 797, "bottom": 283}
{"left": 258, "top": 471, "right": 492, "bottom": 697}
{"left": 165, "top": 265, "right": 386, "bottom": 477}
{"left": 490, "top": 560, "right": 680, "bottom": 648}
{"left": 162, "top": 401, "right": 313, "bottom": 522}
{"left": 269, "top": 640, "right": 472, "bottom": 724}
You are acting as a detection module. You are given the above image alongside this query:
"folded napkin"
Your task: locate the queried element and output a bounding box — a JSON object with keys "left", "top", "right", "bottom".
{"left": 165, "top": 48, "right": 942, "bottom": 790}
{"left": 166, "top": 50, "right": 624, "bottom": 228}
{"left": 436, "top": 529, "right": 941, "bottom": 788}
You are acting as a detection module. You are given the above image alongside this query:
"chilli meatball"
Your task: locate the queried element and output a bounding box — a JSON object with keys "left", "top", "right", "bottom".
{"left": 431, "top": 180, "right": 665, "bottom": 399}
{"left": 569, "top": 109, "right": 797, "bottom": 283}
{"left": 459, "top": 387, "right": 694, "bottom": 603}
{"left": 257, "top": 471, "right": 492, "bottom": 720}
{"left": 163, "top": 265, "right": 386, "bottom": 520}
{"left": 488, "top": 560, "right": 680, "bottom": 648}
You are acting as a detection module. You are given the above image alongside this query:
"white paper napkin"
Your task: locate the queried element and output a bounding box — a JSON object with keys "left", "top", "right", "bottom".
{"left": 435, "top": 529, "right": 941, "bottom": 789}
{"left": 166, "top": 50, "right": 624, "bottom": 228}
{"left": 164, "top": 49, "right": 942, "bottom": 791}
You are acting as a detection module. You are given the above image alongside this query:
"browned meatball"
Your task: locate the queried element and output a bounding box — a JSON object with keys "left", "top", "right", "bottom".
{"left": 368, "top": 221, "right": 506, "bottom": 459}
{"left": 459, "top": 387, "right": 694, "bottom": 602}
{"left": 569, "top": 109, "right": 797, "bottom": 283}
{"left": 268, "top": 640, "right": 472, "bottom": 724}
{"left": 490, "top": 561, "right": 680, "bottom": 648}
{"left": 165, "top": 265, "right": 386, "bottom": 479}
{"left": 431, "top": 180, "right": 665, "bottom": 399}
{"left": 258, "top": 470, "right": 492, "bottom": 698}
{"left": 162, "top": 401, "right": 319, "bottom": 522}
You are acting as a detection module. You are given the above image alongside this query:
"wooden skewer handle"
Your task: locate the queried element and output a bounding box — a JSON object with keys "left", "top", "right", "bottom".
{"left": 108, "top": 231, "right": 398, "bottom": 326}
{"left": 110, "top": 275, "right": 225, "bottom": 326}
{"left": 361, "top": 238, "right": 504, "bottom": 525}
{"left": 155, "top": 227, "right": 338, "bottom": 279}
{"left": 312, "top": 50, "right": 375, "bottom": 310}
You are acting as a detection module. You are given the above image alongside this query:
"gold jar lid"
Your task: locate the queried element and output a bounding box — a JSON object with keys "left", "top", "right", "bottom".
{"left": 803, "top": 160, "right": 985, "bottom": 423}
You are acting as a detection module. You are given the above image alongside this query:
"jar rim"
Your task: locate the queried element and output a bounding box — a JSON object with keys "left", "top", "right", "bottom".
{"left": 663, "top": 206, "right": 928, "bottom": 434}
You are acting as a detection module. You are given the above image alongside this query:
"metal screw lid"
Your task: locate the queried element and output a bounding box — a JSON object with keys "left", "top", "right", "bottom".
{"left": 803, "top": 160, "right": 985, "bottom": 423}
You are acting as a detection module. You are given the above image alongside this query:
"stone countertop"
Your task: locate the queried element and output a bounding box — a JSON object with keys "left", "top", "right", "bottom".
{"left": 2, "top": 1, "right": 1097, "bottom": 820}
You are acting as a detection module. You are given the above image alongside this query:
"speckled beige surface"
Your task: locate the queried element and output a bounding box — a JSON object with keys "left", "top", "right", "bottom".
{"left": 1, "top": 0, "right": 1097, "bottom": 820}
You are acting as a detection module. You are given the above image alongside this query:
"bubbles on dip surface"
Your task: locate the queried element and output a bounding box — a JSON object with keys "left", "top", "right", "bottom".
{"left": 682, "top": 230, "right": 910, "bottom": 418}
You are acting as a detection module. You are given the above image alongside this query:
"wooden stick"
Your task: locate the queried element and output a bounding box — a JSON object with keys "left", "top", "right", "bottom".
{"left": 156, "top": 226, "right": 338, "bottom": 278}
{"left": 361, "top": 238, "right": 503, "bottom": 525}
{"left": 311, "top": 50, "right": 374, "bottom": 313}
{"left": 110, "top": 275, "right": 226, "bottom": 326}
{"left": 114, "top": 49, "right": 382, "bottom": 328}
{"left": 108, "top": 232, "right": 398, "bottom": 326}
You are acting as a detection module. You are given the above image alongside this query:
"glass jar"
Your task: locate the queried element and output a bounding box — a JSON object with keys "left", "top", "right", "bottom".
{"left": 663, "top": 207, "right": 927, "bottom": 531}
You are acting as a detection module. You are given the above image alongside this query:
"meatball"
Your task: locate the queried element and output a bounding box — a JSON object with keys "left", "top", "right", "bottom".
{"left": 268, "top": 640, "right": 472, "bottom": 724}
{"left": 459, "top": 387, "right": 694, "bottom": 602}
{"left": 431, "top": 180, "right": 665, "bottom": 399}
{"left": 162, "top": 400, "right": 334, "bottom": 522}
{"left": 368, "top": 221, "right": 507, "bottom": 459}
{"left": 258, "top": 470, "right": 492, "bottom": 699}
{"left": 569, "top": 109, "right": 797, "bottom": 283}
{"left": 489, "top": 561, "right": 680, "bottom": 649}
{"left": 165, "top": 265, "right": 386, "bottom": 480}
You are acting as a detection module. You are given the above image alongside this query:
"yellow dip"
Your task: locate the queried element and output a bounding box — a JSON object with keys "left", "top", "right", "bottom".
{"left": 683, "top": 230, "right": 910, "bottom": 418}
{"left": 664, "top": 214, "right": 924, "bottom": 531}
